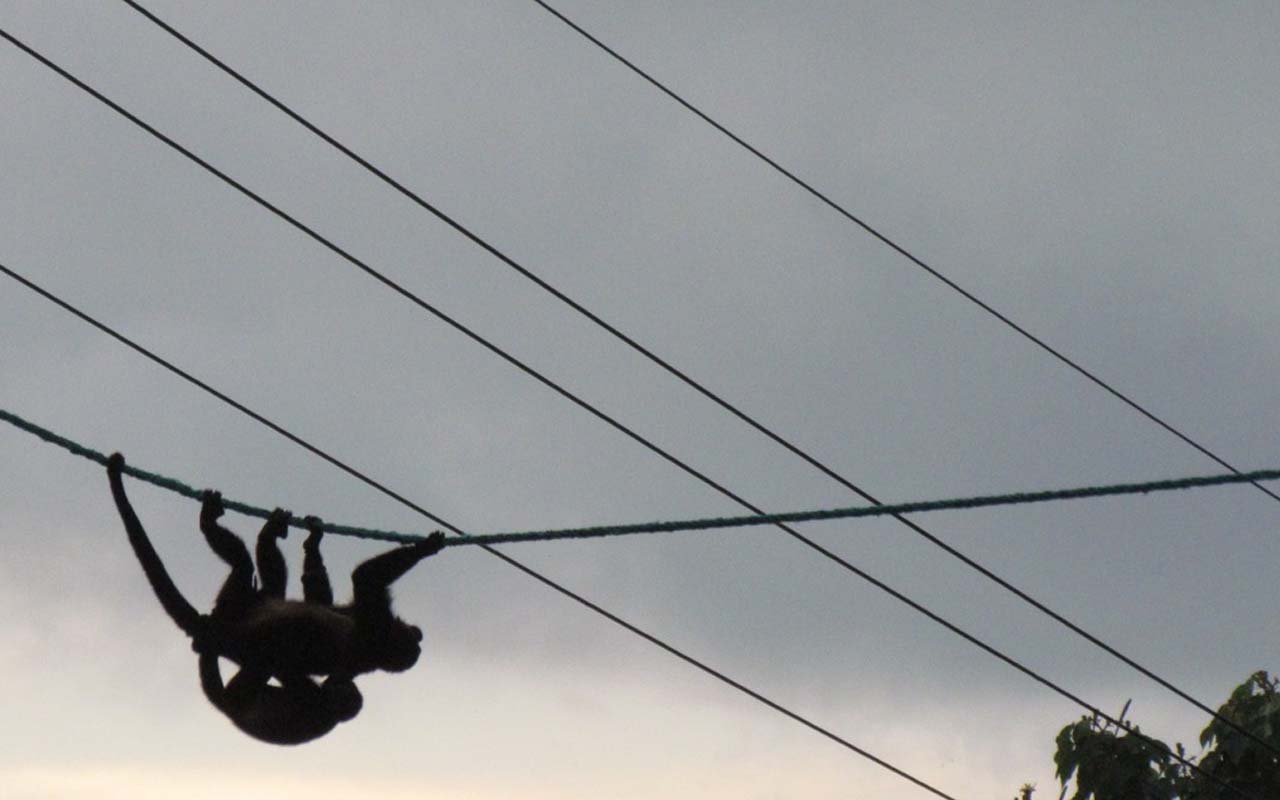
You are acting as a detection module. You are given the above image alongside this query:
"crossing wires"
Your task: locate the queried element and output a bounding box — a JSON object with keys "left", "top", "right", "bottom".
{"left": 0, "top": 30, "right": 1254, "bottom": 796}
{"left": 113, "top": 0, "right": 1280, "bottom": 762}
{"left": 0, "top": 260, "right": 958, "bottom": 800}
{"left": 527, "top": 0, "right": 1280, "bottom": 506}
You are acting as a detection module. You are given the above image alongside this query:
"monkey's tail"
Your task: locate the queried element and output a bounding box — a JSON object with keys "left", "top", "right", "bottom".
{"left": 109, "top": 467, "right": 203, "bottom": 636}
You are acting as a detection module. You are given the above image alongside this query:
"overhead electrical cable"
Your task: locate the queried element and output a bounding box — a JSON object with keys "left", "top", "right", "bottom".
{"left": 112, "top": 0, "right": 1280, "bottom": 757}
{"left": 0, "top": 262, "right": 954, "bottom": 800}
{"left": 6, "top": 404, "right": 1278, "bottom": 548}
{"left": 0, "top": 45, "right": 1248, "bottom": 789}
{"left": 525, "top": 0, "right": 1280, "bottom": 506}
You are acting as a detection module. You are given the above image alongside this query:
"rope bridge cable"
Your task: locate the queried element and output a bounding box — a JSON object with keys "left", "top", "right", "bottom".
{"left": 468, "top": 468, "right": 1280, "bottom": 545}
{"left": 6, "top": 407, "right": 1277, "bottom": 548}
{"left": 0, "top": 407, "right": 425, "bottom": 544}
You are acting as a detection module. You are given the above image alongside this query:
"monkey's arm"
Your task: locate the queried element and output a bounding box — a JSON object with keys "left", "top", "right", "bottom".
{"left": 350, "top": 533, "right": 445, "bottom": 609}
{"left": 301, "top": 516, "right": 334, "bottom": 606}
{"left": 198, "top": 490, "right": 253, "bottom": 569}
{"left": 108, "top": 453, "right": 203, "bottom": 635}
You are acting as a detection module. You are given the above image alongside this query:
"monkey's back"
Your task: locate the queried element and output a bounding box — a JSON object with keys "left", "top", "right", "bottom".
{"left": 221, "top": 598, "right": 357, "bottom": 677}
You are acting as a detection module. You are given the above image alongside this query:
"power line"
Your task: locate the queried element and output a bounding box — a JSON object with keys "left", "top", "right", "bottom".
{"left": 7, "top": 403, "right": 1278, "bottom": 548}
{"left": 526, "top": 0, "right": 1280, "bottom": 505}
{"left": 0, "top": 262, "right": 957, "bottom": 800}
{"left": 110, "top": 0, "right": 1280, "bottom": 760}
{"left": 0, "top": 36, "right": 1249, "bottom": 789}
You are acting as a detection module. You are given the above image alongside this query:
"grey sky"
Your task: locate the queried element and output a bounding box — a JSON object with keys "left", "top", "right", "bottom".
{"left": 2, "top": 1, "right": 1279, "bottom": 797}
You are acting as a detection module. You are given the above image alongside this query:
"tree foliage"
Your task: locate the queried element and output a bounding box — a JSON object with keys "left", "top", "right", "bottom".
{"left": 1049, "top": 671, "right": 1280, "bottom": 800}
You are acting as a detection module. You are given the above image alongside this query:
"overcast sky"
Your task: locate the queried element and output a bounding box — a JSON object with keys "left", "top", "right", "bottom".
{"left": 2, "top": 2, "right": 1279, "bottom": 798}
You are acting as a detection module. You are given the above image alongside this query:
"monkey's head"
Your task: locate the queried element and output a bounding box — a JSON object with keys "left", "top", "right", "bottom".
{"left": 375, "top": 617, "right": 424, "bottom": 672}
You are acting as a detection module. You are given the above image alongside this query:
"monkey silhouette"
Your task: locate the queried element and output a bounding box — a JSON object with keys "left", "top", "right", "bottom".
{"left": 106, "top": 452, "right": 443, "bottom": 743}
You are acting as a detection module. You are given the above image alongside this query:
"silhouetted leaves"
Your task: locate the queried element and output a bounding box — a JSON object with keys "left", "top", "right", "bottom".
{"left": 1042, "top": 672, "right": 1280, "bottom": 800}
{"left": 1054, "top": 714, "right": 1178, "bottom": 800}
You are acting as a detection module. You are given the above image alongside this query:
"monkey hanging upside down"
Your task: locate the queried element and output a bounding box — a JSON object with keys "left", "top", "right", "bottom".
{"left": 106, "top": 452, "right": 444, "bottom": 744}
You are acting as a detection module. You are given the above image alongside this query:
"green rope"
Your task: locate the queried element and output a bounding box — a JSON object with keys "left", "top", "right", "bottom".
{"left": 0, "top": 408, "right": 424, "bottom": 544}
{"left": 4, "top": 407, "right": 1278, "bottom": 548}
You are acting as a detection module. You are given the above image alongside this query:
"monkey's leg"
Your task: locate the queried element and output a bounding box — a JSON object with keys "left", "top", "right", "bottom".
{"left": 220, "top": 662, "right": 276, "bottom": 710}
{"left": 198, "top": 651, "right": 232, "bottom": 712}
{"left": 200, "top": 654, "right": 279, "bottom": 720}
{"left": 107, "top": 454, "right": 202, "bottom": 635}
{"left": 254, "top": 509, "right": 291, "bottom": 600}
